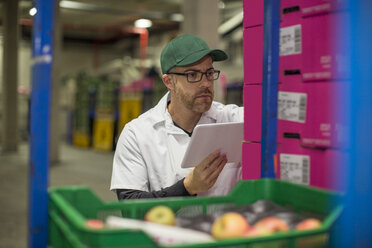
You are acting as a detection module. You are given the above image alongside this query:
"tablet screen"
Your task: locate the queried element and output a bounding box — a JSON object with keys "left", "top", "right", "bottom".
{"left": 180, "top": 122, "right": 244, "bottom": 168}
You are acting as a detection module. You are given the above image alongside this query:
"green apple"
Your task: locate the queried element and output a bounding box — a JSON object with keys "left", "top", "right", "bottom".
{"left": 144, "top": 205, "right": 176, "bottom": 226}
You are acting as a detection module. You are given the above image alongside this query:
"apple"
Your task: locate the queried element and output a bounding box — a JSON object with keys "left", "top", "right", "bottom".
{"left": 144, "top": 205, "right": 176, "bottom": 226}
{"left": 296, "top": 218, "right": 322, "bottom": 231}
{"left": 211, "top": 212, "right": 250, "bottom": 239}
{"left": 85, "top": 219, "right": 104, "bottom": 229}
{"left": 296, "top": 219, "right": 325, "bottom": 247}
{"left": 243, "top": 226, "right": 272, "bottom": 238}
{"left": 253, "top": 217, "right": 289, "bottom": 233}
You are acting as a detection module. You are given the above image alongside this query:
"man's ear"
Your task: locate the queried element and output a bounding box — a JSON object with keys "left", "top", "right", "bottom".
{"left": 162, "top": 74, "right": 174, "bottom": 90}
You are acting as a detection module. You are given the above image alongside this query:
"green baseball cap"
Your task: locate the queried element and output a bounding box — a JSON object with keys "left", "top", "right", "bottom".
{"left": 160, "top": 34, "right": 228, "bottom": 74}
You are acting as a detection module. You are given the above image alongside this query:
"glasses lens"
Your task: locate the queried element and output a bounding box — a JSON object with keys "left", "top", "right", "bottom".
{"left": 185, "top": 70, "right": 220, "bottom": 82}
{"left": 212, "top": 70, "right": 220, "bottom": 80}
{"left": 187, "top": 71, "right": 202, "bottom": 82}
{"left": 205, "top": 69, "right": 219, "bottom": 81}
{"left": 206, "top": 69, "right": 215, "bottom": 80}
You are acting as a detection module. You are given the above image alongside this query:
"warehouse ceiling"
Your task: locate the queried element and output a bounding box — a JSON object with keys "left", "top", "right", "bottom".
{"left": 13, "top": 0, "right": 243, "bottom": 44}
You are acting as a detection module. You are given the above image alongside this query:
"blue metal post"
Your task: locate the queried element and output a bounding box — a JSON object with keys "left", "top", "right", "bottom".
{"left": 261, "top": 0, "right": 280, "bottom": 178}
{"left": 29, "top": 0, "right": 55, "bottom": 247}
{"left": 337, "top": 1, "right": 372, "bottom": 247}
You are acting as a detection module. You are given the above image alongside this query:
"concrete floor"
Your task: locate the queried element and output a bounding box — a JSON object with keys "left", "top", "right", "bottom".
{"left": 0, "top": 142, "right": 117, "bottom": 248}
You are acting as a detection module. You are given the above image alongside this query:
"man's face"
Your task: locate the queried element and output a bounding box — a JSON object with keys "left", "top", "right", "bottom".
{"left": 169, "top": 56, "right": 215, "bottom": 113}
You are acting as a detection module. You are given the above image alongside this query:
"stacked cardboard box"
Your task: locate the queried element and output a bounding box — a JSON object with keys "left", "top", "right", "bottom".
{"left": 242, "top": 0, "right": 264, "bottom": 180}
{"left": 277, "top": 0, "right": 349, "bottom": 191}
{"left": 242, "top": 0, "right": 349, "bottom": 191}
{"left": 73, "top": 74, "right": 97, "bottom": 147}
{"left": 92, "top": 79, "right": 119, "bottom": 151}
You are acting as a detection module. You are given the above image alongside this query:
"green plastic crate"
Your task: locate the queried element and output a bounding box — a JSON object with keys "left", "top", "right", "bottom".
{"left": 48, "top": 179, "right": 343, "bottom": 248}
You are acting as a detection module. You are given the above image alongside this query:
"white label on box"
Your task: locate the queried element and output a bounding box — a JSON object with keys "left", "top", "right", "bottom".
{"left": 280, "top": 153, "right": 310, "bottom": 185}
{"left": 280, "top": 24, "right": 302, "bottom": 56}
{"left": 278, "top": 91, "right": 307, "bottom": 123}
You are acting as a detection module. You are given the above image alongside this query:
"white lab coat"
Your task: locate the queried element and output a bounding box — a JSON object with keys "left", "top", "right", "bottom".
{"left": 110, "top": 92, "right": 244, "bottom": 196}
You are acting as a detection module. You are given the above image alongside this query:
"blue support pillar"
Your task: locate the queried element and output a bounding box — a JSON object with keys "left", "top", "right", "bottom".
{"left": 337, "top": 1, "right": 372, "bottom": 247}
{"left": 29, "top": 0, "right": 55, "bottom": 247}
{"left": 261, "top": 0, "right": 280, "bottom": 178}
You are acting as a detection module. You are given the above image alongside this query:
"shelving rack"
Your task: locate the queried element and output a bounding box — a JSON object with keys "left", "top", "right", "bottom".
{"left": 29, "top": 0, "right": 55, "bottom": 247}
{"left": 337, "top": 1, "right": 372, "bottom": 247}
{"left": 261, "top": 0, "right": 280, "bottom": 178}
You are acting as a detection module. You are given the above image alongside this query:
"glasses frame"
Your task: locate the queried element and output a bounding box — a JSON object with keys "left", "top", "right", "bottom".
{"left": 167, "top": 69, "right": 221, "bottom": 83}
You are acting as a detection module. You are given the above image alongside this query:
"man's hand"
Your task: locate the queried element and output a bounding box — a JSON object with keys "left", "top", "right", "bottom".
{"left": 183, "top": 150, "right": 227, "bottom": 195}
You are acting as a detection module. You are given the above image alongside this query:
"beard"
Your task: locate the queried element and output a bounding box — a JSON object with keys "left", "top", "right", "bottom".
{"left": 173, "top": 83, "right": 213, "bottom": 113}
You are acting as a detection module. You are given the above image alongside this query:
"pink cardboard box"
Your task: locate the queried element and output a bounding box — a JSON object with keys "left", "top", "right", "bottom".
{"left": 279, "top": 24, "right": 302, "bottom": 82}
{"left": 281, "top": 0, "right": 302, "bottom": 24}
{"left": 242, "top": 142, "right": 261, "bottom": 180}
{"left": 277, "top": 138, "right": 345, "bottom": 191}
{"left": 243, "top": 0, "right": 264, "bottom": 28}
{"left": 277, "top": 77, "right": 348, "bottom": 149}
{"left": 244, "top": 84, "right": 262, "bottom": 142}
{"left": 277, "top": 75, "right": 305, "bottom": 144}
{"left": 302, "top": 12, "right": 350, "bottom": 82}
{"left": 279, "top": 0, "right": 303, "bottom": 82}
{"left": 301, "top": 81, "right": 348, "bottom": 148}
{"left": 301, "top": 0, "right": 348, "bottom": 17}
{"left": 243, "top": 26, "right": 263, "bottom": 85}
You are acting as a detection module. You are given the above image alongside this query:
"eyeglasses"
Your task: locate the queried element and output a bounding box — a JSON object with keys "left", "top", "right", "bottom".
{"left": 168, "top": 68, "right": 220, "bottom": 83}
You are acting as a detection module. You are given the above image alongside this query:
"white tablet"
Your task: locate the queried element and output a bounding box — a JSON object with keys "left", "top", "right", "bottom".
{"left": 180, "top": 122, "right": 244, "bottom": 168}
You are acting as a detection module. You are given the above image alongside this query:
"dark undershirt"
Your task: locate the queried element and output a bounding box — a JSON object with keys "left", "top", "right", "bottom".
{"left": 173, "top": 121, "right": 193, "bottom": 137}
{"left": 167, "top": 100, "right": 193, "bottom": 137}
{"left": 116, "top": 178, "right": 195, "bottom": 200}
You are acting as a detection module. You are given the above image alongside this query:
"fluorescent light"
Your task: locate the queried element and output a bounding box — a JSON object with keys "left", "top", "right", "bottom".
{"left": 59, "top": 0, "right": 88, "bottom": 9}
{"left": 218, "top": 11, "right": 243, "bottom": 35}
{"left": 29, "top": 7, "right": 37, "bottom": 16}
{"left": 134, "top": 19, "right": 152, "bottom": 28}
{"left": 218, "top": 1, "right": 226, "bottom": 9}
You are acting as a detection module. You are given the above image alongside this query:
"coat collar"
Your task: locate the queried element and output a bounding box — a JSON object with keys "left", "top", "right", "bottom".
{"left": 151, "top": 92, "right": 218, "bottom": 128}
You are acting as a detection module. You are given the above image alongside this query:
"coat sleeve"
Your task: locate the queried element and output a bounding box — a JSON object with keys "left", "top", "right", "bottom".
{"left": 216, "top": 103, "right": 244, "bottom": 123}
{"left": 110, "top": 123, "right": 149, "bottom": 192}
{"left": 116, "top": 178, "right": 194, "bottom": 200}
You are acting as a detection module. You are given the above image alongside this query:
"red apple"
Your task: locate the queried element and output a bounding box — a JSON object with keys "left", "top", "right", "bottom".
{"left": 296, "top": 219, "right": 325, "bottom": 247}
{"left": 85, "top": 219, "right": 104, "bottom": 229}
{"left": 254, "top": 217, "right": 289, "bottom": 233}
{"left": 211, "top": 212, "right": 250, "bottom": 239}
{"left": 296, "top": 218, "right": 322, "bottom": 231}
{"left": 144, "top": 205, "right": 176, "bottom": 226}
{"left": 243, "top": 226, "right": 272, "bottom": 238}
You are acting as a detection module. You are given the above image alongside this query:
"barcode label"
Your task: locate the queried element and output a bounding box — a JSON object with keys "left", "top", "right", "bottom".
{"left": 294, "top": 25, "right": 302, "bottom": 53}
{"left": 280, "top": 153, "right": 310, "bottom": 185}
{"left": 298, "top": 95, "right": 306, "bottom": 122}
{"left": 280, "top": 24, "right": 302, "bottom": 56}
{"left": 302, "top": 157, "right": 310, "bottom": 184}
{"left": 278, "top": 91, "right": 307, "bottom": 123}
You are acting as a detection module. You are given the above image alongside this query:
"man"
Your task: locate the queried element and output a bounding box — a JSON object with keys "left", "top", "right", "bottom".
{"left": 111, "top": 34, "right": 243, "bottom": 200}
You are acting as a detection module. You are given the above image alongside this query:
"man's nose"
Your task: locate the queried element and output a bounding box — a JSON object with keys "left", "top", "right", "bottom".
{"left": 199, "top": 74, "right": 214, "bottom": 88}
